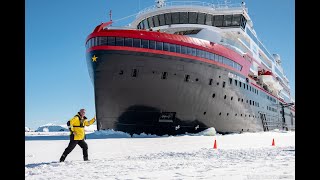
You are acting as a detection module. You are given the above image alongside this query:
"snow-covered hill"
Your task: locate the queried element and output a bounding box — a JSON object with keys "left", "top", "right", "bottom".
{"left": 33, "top": 123, "right": 97, "bottom": 132}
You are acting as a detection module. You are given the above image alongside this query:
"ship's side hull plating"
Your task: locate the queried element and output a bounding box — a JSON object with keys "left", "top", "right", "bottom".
{"left": 87, "top": 50, "right": 295, "bottom": 135}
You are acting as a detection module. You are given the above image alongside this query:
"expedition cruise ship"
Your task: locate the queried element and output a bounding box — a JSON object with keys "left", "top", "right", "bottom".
{"left": 85, "top": 0, "right": 295, "bottom": 135}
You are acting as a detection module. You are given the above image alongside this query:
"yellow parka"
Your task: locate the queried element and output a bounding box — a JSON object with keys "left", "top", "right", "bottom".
{"left": 69, "top": 113, "right": 95, "bottom": 140}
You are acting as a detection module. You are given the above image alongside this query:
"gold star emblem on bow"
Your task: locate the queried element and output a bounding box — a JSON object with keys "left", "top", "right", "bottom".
{"left": 92, "top": 55, "right": 98, "bottom": 62}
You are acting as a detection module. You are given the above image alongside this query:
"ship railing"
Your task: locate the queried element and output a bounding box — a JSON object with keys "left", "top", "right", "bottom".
{"left": 137, "top": 1, "right": 244, "bottom": 16}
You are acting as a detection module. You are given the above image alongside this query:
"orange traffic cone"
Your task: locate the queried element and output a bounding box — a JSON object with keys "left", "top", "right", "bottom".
{"left": 272, "top": 138, "right": 275, "bottom": 146}
{"left": 213, "top": 139, "right": 217, "bottom": 149}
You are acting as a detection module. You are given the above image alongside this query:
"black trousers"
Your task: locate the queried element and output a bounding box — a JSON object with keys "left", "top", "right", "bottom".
{"left": 62, "top": 135, "right": 88, "bottom": 158}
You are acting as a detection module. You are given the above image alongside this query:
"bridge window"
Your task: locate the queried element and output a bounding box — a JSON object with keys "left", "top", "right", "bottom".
{"left": 223, "top": 15, "right": 232, "bottom": 27}
{"left": 170, "top": 44, "right": 176, "bottom": 52}
{"left": 181, "top": 46, "right": 187, "bottom": 54}
{"left": 133, "top": 39, "right": 141, "bottom": 48}
{"left": 159, "top": 14, "right": 165, "bottom": 26}
{"left": 214, "top": 15, "right": 223, "bottom": 27}
{"left": 172, "top": 12, "right": 180, "bottom": 24}
{"left": 124, "top": 38, "right": 133, "bottom": 47}
{"left": 141, "top": 39, "right": 149, "bottom": 48}
{"left": 149, "top": 40, "right": 156, "bottom": 49}
{"left": 156, "top": 41, "right": 163, "bottom": 50}
{"left": 107, "top": 37, "right": 115, "bottom": 46}
{"left": 197, "top": 13, "right": 206, "bottom": 24}
{"left": 164, "top": 13, "right": 172, "bottom": 25}
{"left": 115, "top": 37, "right": 124, "bottom": 46}
{"left": 189, "top": 12, "right": 198, "bottom": 24}
{"left": 180, "top": 12, "right": 188, "bottom": 24}
{"left": 232, "top": 14, "right": 241, "bottom": 26}
{"left": 163, "top": 43, "right": 170, "bottom": 51}
{"left": 147, "top": 17, "right": 154, "bottom": 28}
{"left": 153, "top": 15, "right": 160, "bottom": 27}
{"left": 205, "top": 14, "right": 213, "bottom": 25}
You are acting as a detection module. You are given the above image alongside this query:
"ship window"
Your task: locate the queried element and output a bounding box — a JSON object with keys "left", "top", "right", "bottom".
{"left": 240, "top": 15, "right": 247, "bottom": 30}
{"left": 147, "top": 17, "right": 154, "bottom": 28}
{"left": 205, "top": 14, "right": 213, "bottom": 26}
{"left": 100, "top": 37, "right": 108, "bottom": 45}
{"left": 224, "top": 95, "right": 226, "bottom": 99}
{"left": 124, "top": 38, "right": 133, "bottom": 47}
{"left": 107, "top": 37, "right": 115, "bottom": 46}
{"left": 223, "top": 15, "right": 232, "bottom": 27}
{"left": 209, "top": 53, "right": 214, "bottom": 60}
{"left": 250, "top": 86, "right": 251, "bottom": 91}
{"left": 115, "top": 37, "right": 124, "bottom": 46}
{"left": 232, "top": 14, "right": 241, "bottom": 26}
{"left": 201, "top": 50, "right": 205, "bottom": 58}
{"left": 164, "top": 13, "right": 172, "bottom": 25}
{"left": 217, "top": 82, "right": 219, "bottom": 85}
{"left": 235, "top": 80, "right": 238, "bottom": 86}
{"left": 161, "top": 72, "right": 167, "bottom": 79}
{"left": 137, "top": 22, "right": 141, "bottom": 29}
{"left": 163, "top": 42, "right": 170, "bottom": 51}
{"left": 189, "top": 12, "right": 198, "bottom": 24}
{"left": 149, "top": 40, "right": 156, "bottom": 49}
{"left": 205, "top": 51, "right": 210, "bottom": 59}
{"left": 143, "top": 19, "right": 149, "bottom": 29}
{"left": 239, "top": 81, "right": 242, "bottom": 87}
{"left": 176, "top": 45, "right": 181, "bottom": 53}
{"left": 172, "top": 12, "right": 180, "bottom": 24}
{"left": 223, "top": 81, "right": 226, "bottom": 88}
{"left": 131, "top": 69, "right": 138, "bottom": 77}
{"left": 133, "top": 39, "right": 141, "bottom": 48}
{"left": 197, "top": 13, "right": 206, "bottom": 24}
{"left": 246, "top": 100, "right": 248, "bottom": 103}
{"left": 212, "top": 93, "right": 215, "bottom": 98}
{"left": 141, "top": 39, "right": 149, "bottom": 48}
{"left": 156, "top": 41, "right": 163, "bottom": 50}
{"left": 180, "top": 12, "right": 188, "bottom": 24}
{"left": 153, "top": 15, "right": 160, "bottom": 27}
{"left": 238, "top": 97, "right": 240, "bottom": 101}
{"left": 246, "top": 84, "right": 249, "bottom": 90}
{"left": 159, "top": 14, "right": 165, "bottom": 26}
{"left": 196, "top": 49, "right": 201, "bottom": 57}
{"left": 214, "top": 15, "right": 223, "bottom": 27}
{"left": 184, "top": 75, "right": 190, "bottom": 82}
{"left": 231, "top": 97, "right": 233, "bottom": 100}
{"left": 140, "top": 21, "right": 144, "bottom": 29}
{"left": 219, "top": 112, "right": 221, "bottom": 116}
{"left": 187, "top": 47, "right": 192, "bottom": 55}
{"left": 229, "top": 78, "right": 232, "bottom": 84}
{"left": 249, "top": 100, "right": 251, "bottom": 105}
{"left": 170, "top": 44, "right": 176, "bottom": 52}
{"left": 94, "top": 37, "right": 98, "bottom": 47}
{"left": 243, "top": 83, "right": 246, "bottom": 89}
{"left": 192, "top": 48, "right": 197, "bottom": 56}
{"left": 218, "top": 55, "right": 223, "bottom": 63}
{"left": 209, "top": 78, "right": 213, "bottom": 85}
{"left": 181, "top": 46, "right": 187, "bottom": 54}
{"left": 242, "top": 99, "right": 243, "bottom": 102}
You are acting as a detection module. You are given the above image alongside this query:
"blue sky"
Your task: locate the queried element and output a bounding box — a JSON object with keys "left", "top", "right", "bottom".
{"left": 26, "top": 0, "right": 295, "bottom": 130}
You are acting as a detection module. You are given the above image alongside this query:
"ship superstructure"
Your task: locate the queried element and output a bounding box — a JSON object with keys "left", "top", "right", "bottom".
{"left": 85, "top": 0, "right": 295, "bottom": 135}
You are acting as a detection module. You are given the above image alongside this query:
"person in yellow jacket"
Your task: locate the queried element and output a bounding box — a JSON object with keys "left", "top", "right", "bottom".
{"left": 59, "top": 108, "right": 96, "bottom": 162}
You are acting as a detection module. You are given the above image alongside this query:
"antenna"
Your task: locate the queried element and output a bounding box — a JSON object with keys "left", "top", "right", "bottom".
{"left": 109, "top": 10, "right": 112, "bottom": 21}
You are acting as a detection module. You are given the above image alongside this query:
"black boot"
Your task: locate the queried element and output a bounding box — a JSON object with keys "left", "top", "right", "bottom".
{"left": 84, "top": 156, "right": 89, "bottom": 161}
{"left": 60, "top": 154, "right": 66, "bottom": 162}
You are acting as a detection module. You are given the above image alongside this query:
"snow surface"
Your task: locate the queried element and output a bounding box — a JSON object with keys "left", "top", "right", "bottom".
{"left": 25, "top": 127, "right": 295, "bottom": 180}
